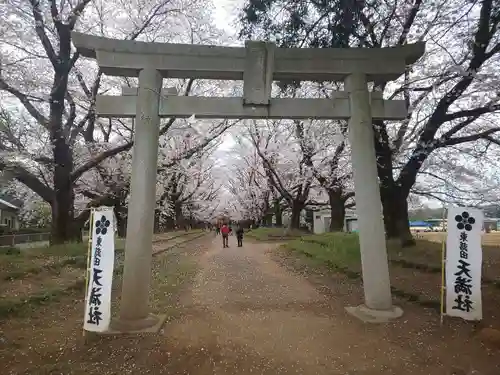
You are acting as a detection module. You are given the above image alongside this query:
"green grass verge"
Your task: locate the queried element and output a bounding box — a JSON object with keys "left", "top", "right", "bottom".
{"left": 0, "top": 254, "right": 126, "bottom": 319}
{"left": 281, "top": 232, "right": 441, "bottom": 311}
{"left": 0, "top": 232, "right": 202, "bottom": 319}
{"left": 246, "top": 227, "right": 310, "bottom": 241}
{"left": 0, "top": 280, "right": 86, "bottom": 318}
{"left": 286, "top": 232, "right": 362, "bottom": 270}
{"left": 1, "top": 238, "right": 127, "bottom": 281}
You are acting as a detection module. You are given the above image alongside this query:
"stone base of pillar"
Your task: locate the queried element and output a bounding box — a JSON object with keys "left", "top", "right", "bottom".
{"left": 345, "top": 304, "right": 403, "bottom": 323}
{"left": 107, "top": 314, "right": 167, "bottom": 334}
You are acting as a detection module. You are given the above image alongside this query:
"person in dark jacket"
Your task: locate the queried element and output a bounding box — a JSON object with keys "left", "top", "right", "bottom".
{"left": 236, "top": 225, "right": 244, "bottom": 247}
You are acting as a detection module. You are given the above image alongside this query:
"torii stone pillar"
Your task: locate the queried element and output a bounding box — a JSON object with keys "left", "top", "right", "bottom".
{"left": 344, "top": 73, "right": 400, "bottom": 321}
{"left": 112, "top": 68, "right": 165, "bottom": 331}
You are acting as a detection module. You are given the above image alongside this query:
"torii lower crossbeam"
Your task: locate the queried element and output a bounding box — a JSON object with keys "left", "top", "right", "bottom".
{"left": 97, "top": 92, "right": 407, "bottom": 120}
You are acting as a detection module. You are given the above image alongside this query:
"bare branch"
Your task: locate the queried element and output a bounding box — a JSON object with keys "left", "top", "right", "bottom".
{"left": 439, "top": 127, "right": 500, "bottom": 147}
{"left": 67, "top": 0, "right": 92, "bottom": 28}
{"left": 71, "top": 142, "right": 133, "bottom": 182}
{"left": 28, "top": 0, "right": 58, "bottom": 66}
{"left": 0, "top": 78, "right": 49, "bottom": 128}
{"left": 0, "top": 162, "right": 54, "bottom": 203}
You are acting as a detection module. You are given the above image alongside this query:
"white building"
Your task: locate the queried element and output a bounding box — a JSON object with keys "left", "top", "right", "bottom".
{"left": 0, "top": 198, "right": 20, "bottom": 230}
{"left": 279, "top": 209, "right": 308, "bottom": 227}
{"left": 311, "top": 207, "right": 358, "bottom": 234}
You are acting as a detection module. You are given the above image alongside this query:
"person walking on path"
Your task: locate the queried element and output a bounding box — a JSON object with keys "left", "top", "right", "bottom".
{"left": 216, "top": 226, "right": 220, "bottom": 236}
{"left": 221, "top": 223, "right": 230, "bottom": 248}
{"left": 236, "top": 225, "right": 244, "bottom": 247}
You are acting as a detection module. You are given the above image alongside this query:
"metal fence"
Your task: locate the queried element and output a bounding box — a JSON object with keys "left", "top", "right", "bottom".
{"left": 0, "top": 232, "right": 51, "bottom": 246}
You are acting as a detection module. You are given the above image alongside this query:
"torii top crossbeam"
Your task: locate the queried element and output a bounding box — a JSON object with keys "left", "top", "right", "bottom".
{"left": 72, "top": 32, "right": 424, "bottom": 82}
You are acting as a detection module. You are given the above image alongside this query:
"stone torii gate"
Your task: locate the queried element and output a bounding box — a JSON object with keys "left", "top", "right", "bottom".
{"left": 72, "top": 32, "right": 425, "bottom": 331}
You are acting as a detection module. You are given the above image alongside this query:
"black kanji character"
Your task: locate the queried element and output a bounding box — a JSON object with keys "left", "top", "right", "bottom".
{"left": 97, "top": 237, "right": 102, "bottom": 246}
{"left": 87, "top": 306, "right": 103, "bottom": 325}
{"left": 452, "top": 294, "right": 473, "bottom": 312}
{"left": 459, "top": 241, "right": 468, "bottom": 251}
{"left": 454, "top": 259, "right": 472, "bottom": 278}
{"left": 460, "top": 232, "right": 468, "bottom": 242}
{"left": 95, "top": 247, "right": 102, "bottom": 258}
{"left": 460, "top": 250, "right": 468, "bottom": 259}
{"left": 92, "top": 268, "right": 103, "bottom": 286}
{"left": 94, "top": 256, "right": 100, "bottom": 266}
{"left": 89, "top": 287, "right": 102, "bottom": 305}
{"left": 454, "top": 276, "right": 472, "bottom": 295}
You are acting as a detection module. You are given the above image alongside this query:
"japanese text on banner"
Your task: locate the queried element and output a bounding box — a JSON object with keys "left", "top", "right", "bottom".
{"left": 83, "top": 207, "right": 115, "bottom": 332}
{"left": 445, "top": 207, "right": 483, "bottom": 321}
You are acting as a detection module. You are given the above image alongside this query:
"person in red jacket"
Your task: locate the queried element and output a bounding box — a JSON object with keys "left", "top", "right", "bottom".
{"left": 221, "top": 223, "right": 230, "bottom": 248}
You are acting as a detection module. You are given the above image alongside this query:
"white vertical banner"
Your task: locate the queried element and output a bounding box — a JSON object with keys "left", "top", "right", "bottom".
{"left": 445, "top": 206, "right": 483, "bottom": 321}
{"left": 84, "top": 206, "right": 115, "bottom": 332}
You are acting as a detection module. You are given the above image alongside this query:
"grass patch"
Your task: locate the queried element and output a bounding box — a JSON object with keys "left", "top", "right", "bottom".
{"left": 281, "top": 232, "right": 442, "bottom": 311}
{"left": 0, "top": 247, "right": 21, "bottom": 255}
{"left": 1, "top": 238, "right": 127, "bottom": 281}
{"left": 24, "top": 242, "right": 89, "bottom": 257}
{"left": 286, "top": 232, "right": 361, "bottom": 271}
{"left": 1, "top": 252, "right": 126, "bottom": 319}
{"left": 247, "top": 227, "right": 309, "bottom": 241}
{"left": 24, "top": 238, "right": 126, "bottom": 258}
{"left": 0, "top": 232, "right": 200, "bottom": 319}
{"left": 0, "top": 279, "right": 86, "bottom": 318}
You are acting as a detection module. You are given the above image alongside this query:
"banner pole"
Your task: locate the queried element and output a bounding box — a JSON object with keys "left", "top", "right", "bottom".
{"left": 83, "top": 208, "right": 95, "bottom": 337}
{"left": 440, "top": 205, "right": 447, "bottom": 326}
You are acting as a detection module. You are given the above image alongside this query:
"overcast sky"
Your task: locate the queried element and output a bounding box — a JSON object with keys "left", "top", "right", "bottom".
{"left": 213, "top": 0, "right": 244, "bottom": 38}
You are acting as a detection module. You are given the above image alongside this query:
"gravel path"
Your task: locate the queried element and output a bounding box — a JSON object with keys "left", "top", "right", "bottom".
{"left": 3, "top": 236, "right": 498, "bottom": 374}
{"left": 161, "top": 238, "right": 450, "bottom": 375}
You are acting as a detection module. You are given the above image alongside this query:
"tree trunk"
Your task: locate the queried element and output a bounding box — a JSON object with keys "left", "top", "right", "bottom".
{"left": 373, "top": 120, "right": 414, "bottom": 247}
{"left": 380, "top": 182, "right": 415, "bottom": 247}
{"left": 114, "top": 201, "right": 127, "bottom": 238}
{"left": 263, "top": 213, "right": 273, "bottom": 226}
{"left": 289, "top": 201, "right": 303, "bottom": 230}
{"left": 116, "top": 214, "right": 127, "bottom": 238}
{"left": 165, "top": 216, "right": 175, "bottom": 230}
{"left": 174, "top": 201, "right": 183, "bottom": 228}
{"left": 49, "top": 26, "right": 77, "bottom": 245}
{"left": 328, "top": 189, "right": 346, "bottom": 231}
{"left": 274, "top": 199, "right": 283, "bottom": 227}
{"left": 397, "top": 196, "right": 415, "bottom": 247}
{"left": 154, "top": 209, "right": 161, "bottom": 233}
{"left": 50, "top": 139, "right": 77, "bottom": 244}
{"left": 380, "top": 180, "right": 400, "bottom": 238}
{"left": 373, "top": 120, "right": 399, "bottom": 238}
{"left": 262, "top": 196, "right": 271, "bottom": 225}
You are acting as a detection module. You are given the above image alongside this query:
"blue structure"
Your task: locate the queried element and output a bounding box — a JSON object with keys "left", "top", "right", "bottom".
{"left": 409, "top": 221, "right": 432, "bottom": 228}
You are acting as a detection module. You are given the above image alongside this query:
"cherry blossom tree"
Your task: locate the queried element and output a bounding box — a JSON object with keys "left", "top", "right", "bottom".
{"left": 412, "top": 143, "right": 500, "bottom": 207}
{"left": 226, "top": 142, "right": 271, "bottom": 224}
{"left": 155, "top": 127, "right": 222, "bottom": 230}
{"left": 245, "top": 119, "right": 317, "bottom": 229}
{"left": 239, "top": 0, "right": 500, "bottom": 245}
{"left": 307, "top": 120, "right": 355, "bottom": 231}
{"left": 0, "top": 0, "right": 223, "bottom": 243}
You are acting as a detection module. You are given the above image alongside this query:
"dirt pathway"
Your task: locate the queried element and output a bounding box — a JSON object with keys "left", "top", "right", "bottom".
{"left": 161, "top": 238, "right": 450, "bottom": 375}
{"left": 3, "top": 236, "right": 498, "bottom": 374}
